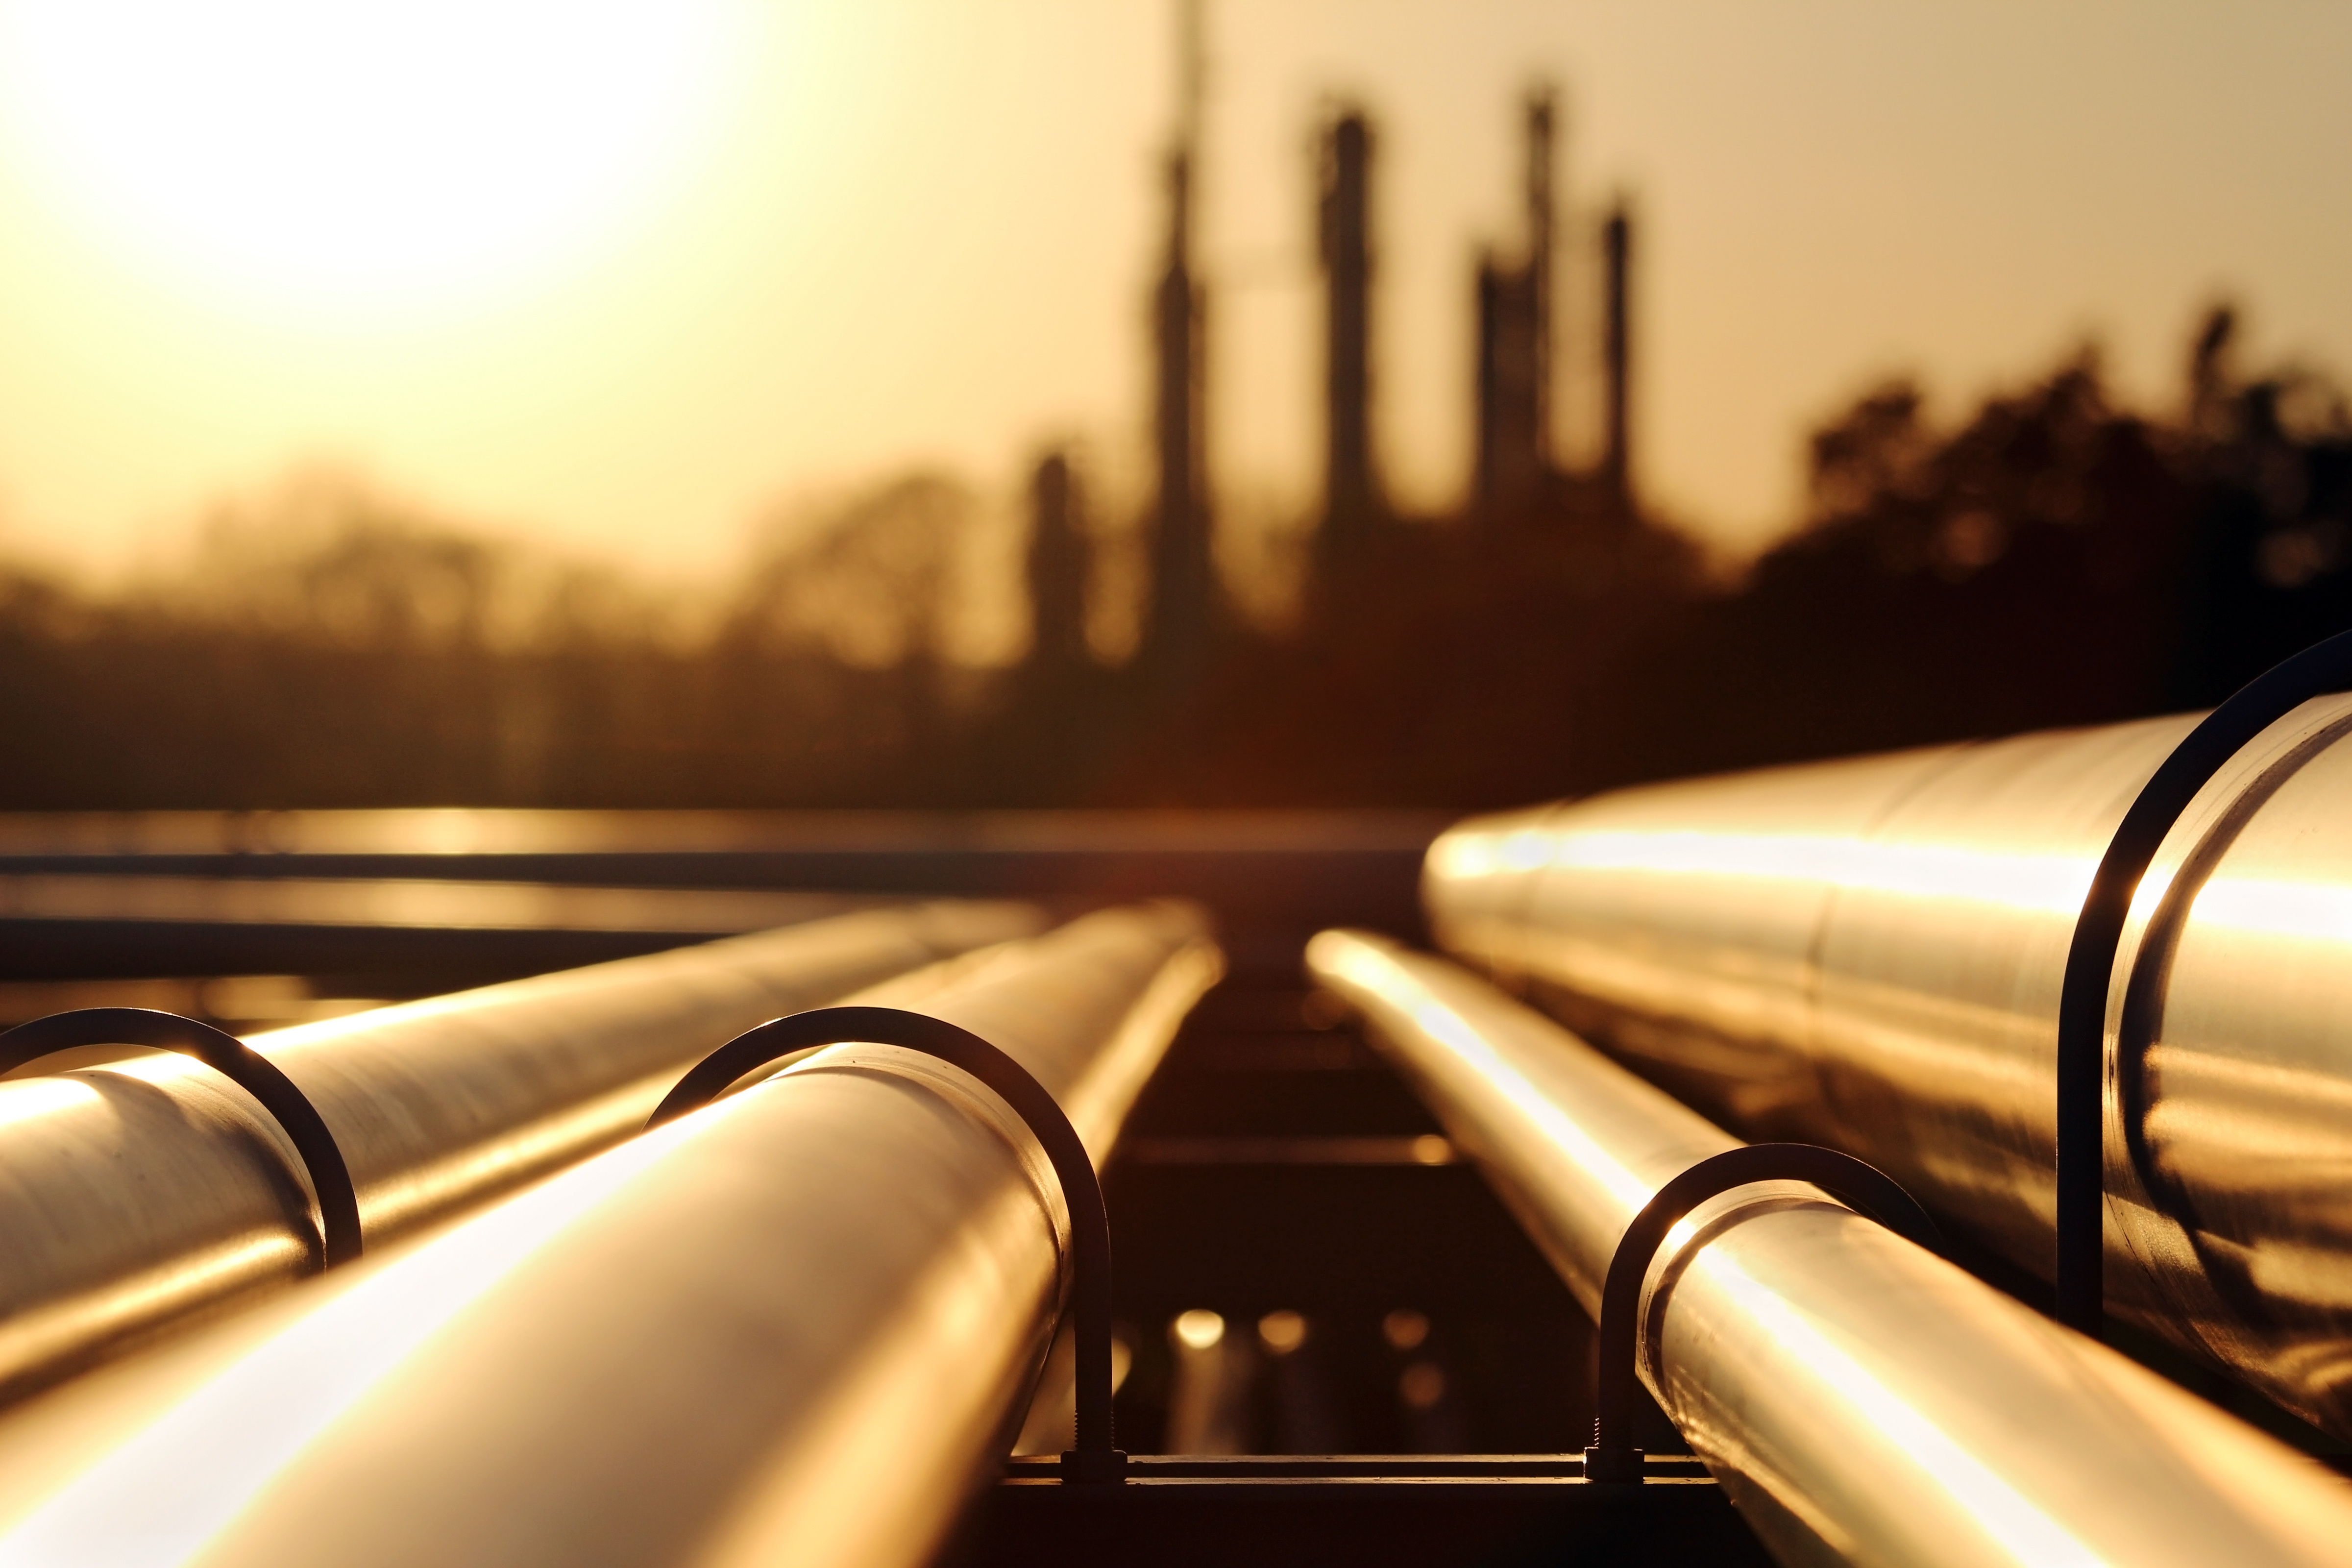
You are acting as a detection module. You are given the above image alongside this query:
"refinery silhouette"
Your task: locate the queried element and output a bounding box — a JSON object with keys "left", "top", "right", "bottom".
{"left": 0, "top": 15, "right": 2341, "bottom": 812}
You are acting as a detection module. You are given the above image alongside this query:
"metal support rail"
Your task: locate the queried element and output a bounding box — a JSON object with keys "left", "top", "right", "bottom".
{"left": 650, "top": 1005, "right": 1126, "bottom": 1482}
{"left": 1309, "top": 929, "right": 2352, "bottom": 1568}
{"left": 1422, "top": 640, "right": 2352, "bottom": 1436}
{"left": 0, "top": 904, "right": 1214, "bottom": 1568}
{"left": 0, "top": 1007, "right": 363, "bottom": 1267}
{"left": 981, "top": 1452, "right": 1753, "bottom": 1568}
{"left": 2054, "top": 627, "right": 2352, "bottom": 1333}
{"left": 0, "top": 902, "right": 1038, "bottom": 1402}
{"left": 1585, "top": 1143, "right": 1938, "bottom": 1482}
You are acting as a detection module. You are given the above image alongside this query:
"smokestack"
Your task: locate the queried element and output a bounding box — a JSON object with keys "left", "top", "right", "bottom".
{"left": 1318, "top": 106, "right": 1377, "bottom": 566}
{"left": 1525, "top": 88, "right": 1556, "bottom": 476}
{"left": 1601, "top": 198, "right": 1632, "bottom": 507}
{"left": 1470, "top": 89, "right": 1557, "bottom": 525}
{"left": 1144, "top": 0, "right": 1214, "bottom": 685}
{"left": 1027, "top": 451, "right": 1089, "bottom": 672}
{"left": 1471, "top": 254, "right": 1539, "bottom": 522}
{"left": 1471, "top": 255, "right": 1504, "bottom": 517}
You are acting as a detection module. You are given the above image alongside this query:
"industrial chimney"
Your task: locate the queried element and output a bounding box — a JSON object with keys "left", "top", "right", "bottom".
{"left": 1317, "top": 105, "right": 1380, "bottom": 570}
{"left": 1026, "top": 450, "right": 1090, "bottom": 673}
{"left": 1600, "top": 198, "right": 1633, "bottom": 508}
{"left": 1141, "top": 0, "right": 1216, "bottom": 687}
{"left": 1471, "top": 88, "right": 1558, "bottom": 524}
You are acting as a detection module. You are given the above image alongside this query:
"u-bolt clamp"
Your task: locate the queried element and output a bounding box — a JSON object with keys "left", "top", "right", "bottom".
{"left": 1585, "top": 1142, "right": 1939, "bottom": 1484}
{"left": 647, "top": 1004, "right": 1126, "bottom": 1484}
{"left": 2054, "top": 626, "right": 2352, "bottom": 1337}
{"left": 0, "top": 1007, "right": 363, "bottom": 1267}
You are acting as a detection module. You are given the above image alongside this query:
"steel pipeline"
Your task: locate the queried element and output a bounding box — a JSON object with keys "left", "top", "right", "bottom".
{"left": 0, "top": 902, "right": 1218, "bottom": 1568}
{"left": 1309, "top": 930, "right": 2352, "bottom": 1568}
{"left": 1422, "top": 697, "right": 2352, "bottom": 1435}
{"left": 0, "top": 898, "right": 1039, "bottom": 1399}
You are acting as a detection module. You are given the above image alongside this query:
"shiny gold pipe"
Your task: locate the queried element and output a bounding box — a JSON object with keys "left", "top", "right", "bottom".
{"left": 0, "top": 899, "right": 1041, "bottom": 1401}
{"left": 1422, "top": 696, "right": 2352, "bottom": 1436}
{"left": 1309, "top": 930, "right": 2352, "bottom": 1568}
{"left": 0, "top": 903, "right": 1218, "bottom": 1568}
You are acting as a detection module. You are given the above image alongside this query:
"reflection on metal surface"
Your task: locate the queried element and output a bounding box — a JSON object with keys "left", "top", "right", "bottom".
{"left": 1117, "top": 1134, "right": 1456, "bottom": 1166}
{"left": 0, "top": 807, "right": 1445, "bottom": 858}
{"left": 1256, "top": 1309, "right": 1306, "bottom": 1353}
{"left": 0, "top": 875, "right": 869, "bottom": 933}
{"left": 1166, "top": 1308, "right": 1257, "bottom": 1456}
{"left": 1256, "top": 1309, "right": 1348, "bottom": 1454}
{"left": 1310, "top": 931, "right": 2352, "bottom": 1568}
{"left": 1423, "top": 697, "right": 2352, "bottom": 1436}
{"left": 1381, "top": 1308, "right": 1429, "bottom": 1351}
{"left": 0, "top": 900, "right": 1039, "bottom": 1402}
{"left": 1585, "top": 1140, "right": 1941, "bottom": 1483}
{"left": 0, "top": 977, "right": 383, "bottom": 1029}
{"left": 2048, "top": 629, "right": 2352, "bottom": 1333}
{"left": 641, "top": 1003, "right": 1127, "bottom": 1479}
{"left": 0, "top": 904, "right": 1217, "bottom": 1568}
{"left": 0, "top": 1009, "right": 365, "bottom": 1269}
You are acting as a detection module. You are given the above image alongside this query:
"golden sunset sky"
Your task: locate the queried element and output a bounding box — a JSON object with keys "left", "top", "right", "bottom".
{"left": 0, "top": 0, "right": 2344, "bottom": 584}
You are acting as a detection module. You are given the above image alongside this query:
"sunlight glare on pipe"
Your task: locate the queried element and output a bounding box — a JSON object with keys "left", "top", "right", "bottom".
{"left": 1316, "top": 933, "right": 1672, "bottom": 1228}
{"left": 1707, "top": 1252, "right": 2107, "bottom": 1568}
{"left": 0, "top": 1077, "right": 101, "bottom": 1132}
{"left": 2187, "top": 874, "right": 2352, "bottom": 946}
{"left": 0, "top": 1107, "right": 721, "bottom": 1568}
{"left": 1540, "top": 830, "right": 2099, "bottom": 919}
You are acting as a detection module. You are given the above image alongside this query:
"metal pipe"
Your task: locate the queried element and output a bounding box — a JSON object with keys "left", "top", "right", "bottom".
{"left": 1586, "top": 1140, "right": 1941, "bottom": 1481}
{"left": 642, "top": 1004, "right": 1126, "bottom": 1479}
{"left": 0, "top": 873, "right": 870, "bottom": 933}
{"left": 2051, "top": 629, "right": 2352, "bottom": 1332}
{"left": 1308, "top": 930, "right": 2352, "bottom": 1568}
{"left": 1421, "top": 696, "right": 2352, "bottom": 1436}
{"left": 0, "top": 898, "right": 1039, "bottom": 1399}
{"left": 0, "top": 903, "right": 1219, "bottom": 1568}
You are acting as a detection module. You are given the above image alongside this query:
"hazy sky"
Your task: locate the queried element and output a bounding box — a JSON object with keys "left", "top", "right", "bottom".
{"left": 0, "top": 0, "right": 2345, "bottom": 583}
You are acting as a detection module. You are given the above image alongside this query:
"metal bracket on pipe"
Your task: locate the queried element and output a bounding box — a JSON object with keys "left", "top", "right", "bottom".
{"left": 0, "top": 1007, "right": 363, "bottom": 1268}
{"left": 2054, "top": 627, "right": 2352, "bottom": 1337}
{"left": 647, "top": 1004, "right": 1127, "bottom": 1484}
{"left": 1586, "top": 1143, "right": 1939, "bottom": 1484}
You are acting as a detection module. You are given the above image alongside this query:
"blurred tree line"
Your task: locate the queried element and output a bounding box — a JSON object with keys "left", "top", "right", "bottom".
{"left": 0, "top": 468, "right": 992, "bottom": 808}
{"left": 0, "top": 306, "right": 2343, "bottom": 810}
{"left": 1120, "top": 305, "right": 2352, "bottom": 806}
